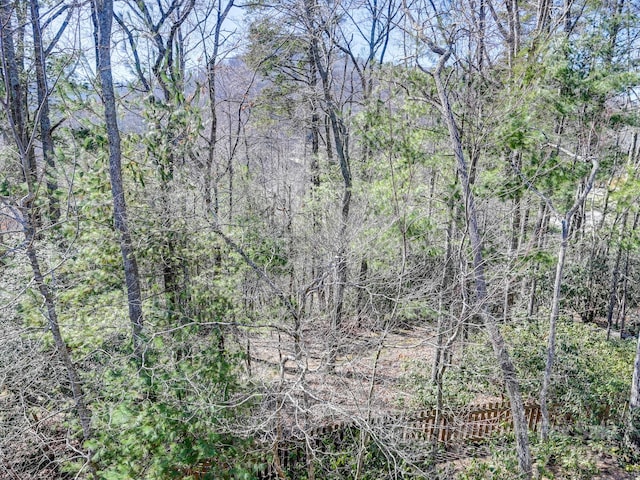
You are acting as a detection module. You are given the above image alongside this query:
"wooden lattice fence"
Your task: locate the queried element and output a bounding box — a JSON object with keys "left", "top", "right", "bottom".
{"left": 395, "top": 400, "right": 541, "bottom": 444}
{"left": 183, "top": 401, "right": 541, "bottom": 479}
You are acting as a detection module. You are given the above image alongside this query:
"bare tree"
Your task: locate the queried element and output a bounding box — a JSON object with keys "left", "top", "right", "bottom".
{"left": 0, "top": 0, "right": 94, "bottom": 471}
{"left": 199, "top": 0, "right": 235, "bottom": 214}
{"left": 404, "top": 5, "right": 533, "bottom": 477}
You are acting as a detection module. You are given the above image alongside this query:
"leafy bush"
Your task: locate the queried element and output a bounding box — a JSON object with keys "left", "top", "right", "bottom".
{"left": 87, "top": 339, "right": 255, "bottom": 479}
{"left": 458, "top": 433, "right": 599, "bottom": 480}
{"left": 455, "top": 320, "right": 634, "bottom": 428}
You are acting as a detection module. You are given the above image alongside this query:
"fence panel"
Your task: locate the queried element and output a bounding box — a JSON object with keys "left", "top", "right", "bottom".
{"left": 185, "top": 401, "right": 542, "bottom": 479}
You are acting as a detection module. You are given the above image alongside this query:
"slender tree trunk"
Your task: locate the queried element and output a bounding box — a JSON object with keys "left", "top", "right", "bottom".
{"left": 620, "top": 212, "right": 638, "bottom": 337}
{"left": 618, "top": 270, "right": 628, "bottom": 333}
{"left": 539, "top": 159, "right": 598, "bottom": 441}
{"left": 15, "top": 199, "right": 96, "bottom": 479}
{"left": 306, "top": 0, "right": 352, "bottom": 371}
{"left": 625, "top": 199, "right": 638, "bottom": 446}
{"left": 539, "top": 219, "right": 567, "bottom": 439}
{"left": 30, "top": 0, "right": 59, "bottom": 223}
{"left": 204, "top": 1, "right": 235, "bottom": 216}
{"left": 504, "top": 187, "right": 522, "bottom": 321}
{"left": 309, "top": 49, "right": 321, "bottom": 190}
{"left": 0, "top": 0, "right": 34, "bottom": 190}
{"left": 22, "top": 205, "right": 93, "bottom": 440}
{"left": 432, "top": 195, "right": 455, "bottom": 383}
{"left": 308, "top": 42, "right": 322, "bottom": 316}
{"left": 1, "top": 8, "right": 92, "bottom": 470}
{"left": 524, "top": 200, "right": 548, "bottom": 316}
{"left": 627, "top": 326, "right": 640, "bottom": 451}
{"left": 432, "top": 52, "right": 532, "bottom": 478}
{"left": 606, "top": 212, "right": 627, "bottom": 340}
{"left": 94, "top": 0, "right": 144, "bottom": 362}
{"left": 324, "top": 114, "right": 334, "bottom": 163}
{"left": 206, "top": 57, "right": 218, "bottom": 215}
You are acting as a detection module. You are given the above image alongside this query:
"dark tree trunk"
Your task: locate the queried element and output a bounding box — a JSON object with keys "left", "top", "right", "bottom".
{"left": 306, "top": 0, "right": 352, "bottom": 371}
{"left": 606, "top": 212, "right": 627, "bottom": 340}
{"left": 0, "top": 0, "right": 34, "bottom": 190}
{"left": 30, "top": 0, "right": 59, "bottom": 223}
{"left": 620, "top": 212, "right": 639, "bottom": 337}
{"left": 94, "top": 0, "right": 144, "bottom": 361}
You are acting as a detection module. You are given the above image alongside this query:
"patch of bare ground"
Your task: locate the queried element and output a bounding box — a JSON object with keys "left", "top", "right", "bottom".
{"left": 591, "top": 454, "right": 638, "bottom": 480}
{"left": 245, "top": 324, "right": 439, "bottom": 423}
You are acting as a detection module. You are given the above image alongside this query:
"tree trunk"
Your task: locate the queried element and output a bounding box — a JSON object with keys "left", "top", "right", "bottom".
{"left": 204, "top": 2, "right": 233, "bottom": 216}
{"left": 1, "top": 8, "right": 93, "bottom": 469}
{"left": 539, "top": 158, "right": 598, "bottom": 441}
{"left": 306, "top": 0, "right": 352, "bottom": 371}
{"left": 504, "top": 186, "right": 522, "bottom": 321}
{"left": 94, "top": 0, "right": 144, "bottom": 362}
{"left": 626, "top": 166, "right": 640, "bottom": 419}
{"left": 432, "top": 52, "right": 532, "bottom": 479}
{"left": 432, "top": 195, "right": 455, "bottom": 383}
{"left": 30, "top": 0, "right": 59, "bottom": 223}
{"left": 524, "top": 200, "right": 548, "bottom": 317}
{"left": 620, "top": 212, "right": 639, "bottom": 337}
{"left": 206, "top": 57, "right": 219, "bottom": 215}
{"left": 22, "top": 205, "right": 93, "bottom": 443}
{"left": 606, "top": 212, "right": 627, "bottom": 340}
{"left": 627, "top": 329, "right": 640, "bottom": 452}
{"left": 539, "top": 219, "right": 567, "bottom": 439}
{"left": 0, "top": 0, "right": 35, "bottom": 191}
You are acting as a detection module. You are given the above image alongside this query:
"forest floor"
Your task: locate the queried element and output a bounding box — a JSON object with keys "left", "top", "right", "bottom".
{"left": 591, "top": 455, "right": 638, "bottom": 480}
{"left": 246, "top": 323, "right": 440, "bottom": 422}
{"left": 440, "top": 453, "right": 638, "bottom": 479}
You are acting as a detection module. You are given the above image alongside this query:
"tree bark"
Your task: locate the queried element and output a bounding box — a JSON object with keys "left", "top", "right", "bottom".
{"left": 627, "top": 327, "right": 640, "bottom": 452}
{"left": 204, "top": 1, "right": 235, "bottom": 214}
{"left": 620, "top": 212, "right": 639, "bottom": 337}
{"left": 0, "top": 0, "right": 35, "bottom": 191}
{"left": 539, "top": 219, "right": 567, "bottom": 439}
{"left": 30, "top": 0, "right": 59, "bottom": 223}
{"left": 306, "top": 0, "right": 352, "bottom": 371}
{"left": 539, "top": 157, "right": 599, "bottom": 440}
{"left": 22, "top": 204, "right": 93, "bottom": 443}
{"left": 606, "top": 212, "right": 627, "bottom": 340}
{"left": 631, "top": 341, "right": 640, "bottom": 407}
{"left": 432, "top": 194, "right": 455, "bottom": 383}
{"left": 94, "top": 0, "right": 144, "bottom": 362}
{"left": 431, "top": 52, "right": 532, "bottom": 479}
